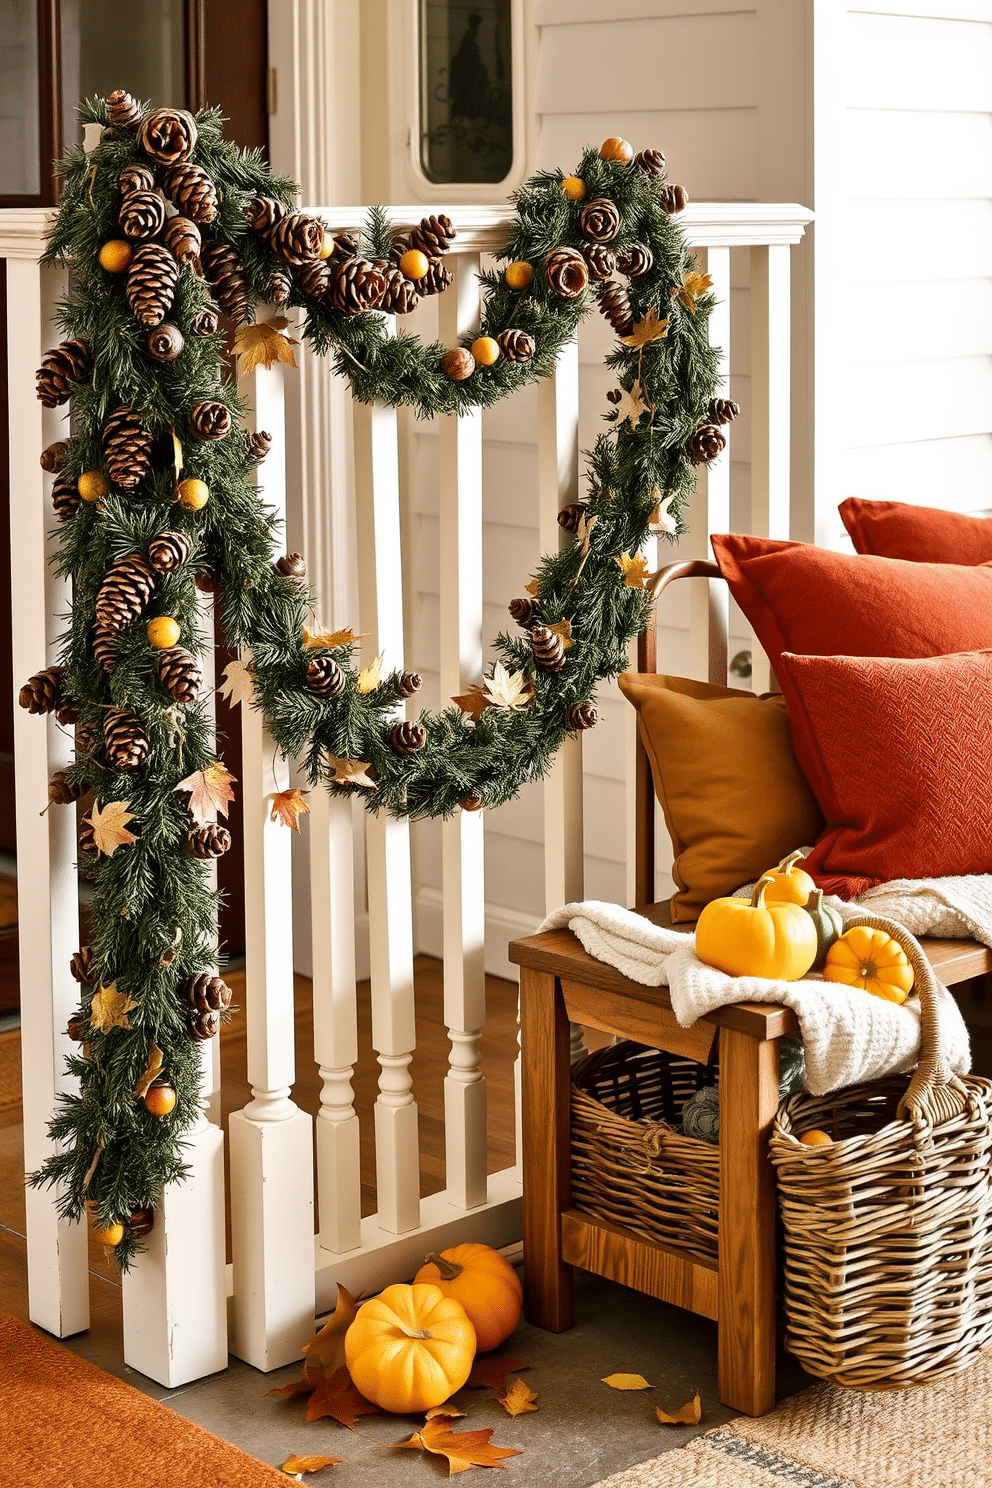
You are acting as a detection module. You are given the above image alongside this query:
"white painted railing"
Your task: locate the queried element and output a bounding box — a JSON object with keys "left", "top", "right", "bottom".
{"left": 2, "top": 198, "right": 812, "bottom": 1386}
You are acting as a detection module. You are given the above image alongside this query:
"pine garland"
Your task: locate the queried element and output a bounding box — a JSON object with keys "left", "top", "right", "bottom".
{"left": 26, "top": 97, "right": 722, "bottom": 1261}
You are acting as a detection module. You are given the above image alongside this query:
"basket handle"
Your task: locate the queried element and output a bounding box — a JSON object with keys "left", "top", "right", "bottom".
{"left": 842, "top": 913, "right": 972, "bottom": 1131}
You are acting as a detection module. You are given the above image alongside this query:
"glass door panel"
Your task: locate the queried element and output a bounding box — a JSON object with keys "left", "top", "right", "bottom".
{"left": 0, "top": 1, "right": 41, "bottom": 195}
{"left": 60, "top": 0, "right": 186, "bottom": 149}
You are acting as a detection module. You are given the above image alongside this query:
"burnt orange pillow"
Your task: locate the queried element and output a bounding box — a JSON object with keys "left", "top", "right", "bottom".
{"left": 618, "top": 671, "right": 823, "bottom": 921}
{"left": 778, "top": 649, "right": 992, "bottom": 899}
{"left": 840, "top": 498, "right": 992, "bottom": 565}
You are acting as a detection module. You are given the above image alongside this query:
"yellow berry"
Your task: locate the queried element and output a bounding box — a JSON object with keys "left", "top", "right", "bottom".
{"left": 318, "top": 230, "right": 333, "bottom": 260}
{"left": 98, "top": 239, "right": 133, "bottom": 273}
{"left": 147, "top": 616, "right": 181, "bottom": 649}
{"left": 599, "top": 137, "right": 634, "bottom": 164}
{"left": 92, "top": 1220, "right": 125, "bottom": 1247}
{"left": 144, "top": 1084, "right": 177, "bottom": 1117}
{"left": 78, "top": 470, "right": 109, "bottom": 502}
{"left": 504, "top": 260, "right": 534, "bottom": 290}
{"left": 471, "top": 336, "right": 500, "bottom": 366}
{"left": 177, "top": 477, "right": 209, "bottom": 511}
{"left": 561, "top": 176, "right": 587, "bottom": 201}
{"left": 799, "top": 1129, "right": 832, "bottom": 1147}
{"left": 399, "top": 248, "right": 430, "bottom": 281}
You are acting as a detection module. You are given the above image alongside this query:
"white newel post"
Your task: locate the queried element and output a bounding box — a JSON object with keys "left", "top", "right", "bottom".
{"left": 690, "top": 244, "right": 731, "bottom": 687}
{"left": 229, "top": 341, "right": 316, "bottom": 1370}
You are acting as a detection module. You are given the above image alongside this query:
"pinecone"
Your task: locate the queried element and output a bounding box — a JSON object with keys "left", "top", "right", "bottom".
{"left": 194, "top": 571, "right": 220, "bottom": 595}
{"left": 557, "top": 503, "right": 587, "bottom": 533}
{"left": 119, "top": 190, "right": 165, "bottom": 240}
{"left": 616, "top": 243, "right": 653, "bottom": 278}
{"left": 395, "top": 671, "right": 422, "bottom": 698}
{"left": 127, "top": 1207, "right": 155, "bottom": 1237}
{"left": 78, "top": 817, "right": 97, "bottom": 856}
{"left": 331, "top": 258, "right": 387, "bottom": 314}
{"left": 157, "top": 646, "right": 202, "bottom": 704}
{"left": 686, "top": 423, "right": 727, "bottom": 466}
{"left": 119, "top": 163, "right": 155, "bottom": 196}
{"left": 162, "top": 216, "right": 201, "bottom": 268}
{"left": 581, "top": 245, "right": 616, "bottom": 281}
{"left": 264, "top": 270, "right": 291, "bottom": 305}
{"left": 275, "top": 552, "right": 306, "bottom": 588}
{"left": 270, "top": 212, "right": 324, "bottom": 266}
{"left": 417, "top": 258, "right": 453, "bottom": 297}
{"left": 48, "top": 769, "right": 84, "bottom": 805}
{"left": 185, "top": 823, "right": 231, "bottom": 859}
{"left": 407, "top": 214, "right": 455, "bottom": 257}
{"left": 52, "top": 474, "right": 81, "bottom": 521}
{"left": 305, "top": 657, "right": 345, "bottom": 698}
{"left": 544, "top": 247, "right": 589, "bottom": 298}
{"left": 92, "top": 627, "right": 119, "bottom": 674}
{"left": 201, "top": 242, "right": 249, "bottom": 324}
{"left": 459, "top": 792, "right": 484, "bottom": 812}
{"left": 188, "top": 1008, "right": 221, "bottom": 1041}
{"left": 579, "top": 198, "right": 621, "bottom": 243}
{"left": 633, "top": 148, "right": 666, "bottom": 177}
{"left": 568, "top": 702, "right": 598, "bottom": 731}
{"left": 40, "top": 439, "right": 72, "bottom": 472}
{"left": 137, "top": 107, "right": 197, "bottom": 166}
{"left": 245, "top": 196, "right": 286, "bottom": 234}
{"left": 597, "top": 280, "right": 635, "bottom": 338}
{"left": 179, "top": 972, "right": 233, "bottom": 1011}
{"left": 126, "top": 243, "right": 178, "bottom": 327}
{"left": 161, "top": 163, "right": 218, "bottom": 225}
{"left": 102, "top": 406, "right": 153, "bottom": 489}
{"left": 245, "top": 429, "right": 272, "bottom": 461}
{"left": 531, "top": 625, "right": 566, "bottom": 670}
{"left": 496, "top": 329, "right": 535, "bottom": 362}
{"left": 390, "top": 721, "right": 427, "bottom": 755}
{"left": 189, "top": 401, "right": 232, "bottom": 442}
{"left": 379, "top": 267, "right": 419, "bottom": 315}
{"left": 66, "top": 1014, "right": 87, "bottom": 1042}
{"left": 18, "top": 665, "right": 64, "bottom": 714}
{"left": 144, "top": 323, "right": 184, "bottom": 362}
{"left": 148, "top": 530, "right": 193, "bottom": 572}
{"left": 193, "top": 306, "right": 219, "bottom": 336}
{"left": 708, "top": 398, "right": 740, "bottom": 426}
{"left": 56, "top": 700, "right": 80, "bottom": 727}
{"left": 70, "top": 947, "right": 96, "bottom": 985}
{"left": 508, "top": 596, "right": 537, "bottom": 628}
{"left": 74, "top": 719, "right": 98, "bottom": 753}
{"left": 36, "top": 339, "right": 91, "bottom": 407}
{"left": 659, "top": 184, "right": 688, "bottom": 214}
{"left": 106, "top": 89, "right": 143, "bottom": 130}
{"left": 296, "top": 259, "right": 332, "bottom": 299}
{"left": 328, "top": 232, "right": 357, "bottom": 265}
{"left": 104, "top": 708, "right": 151, "bottom": 769}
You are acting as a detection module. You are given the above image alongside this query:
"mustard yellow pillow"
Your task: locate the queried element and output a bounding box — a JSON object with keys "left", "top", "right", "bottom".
{"left": 617, "top": 672, "right": 824, "bottom": 922}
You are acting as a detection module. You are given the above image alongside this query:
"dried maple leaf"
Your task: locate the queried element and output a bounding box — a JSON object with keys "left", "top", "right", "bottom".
{"left": 234, "top": 317, "right": 299, "bottom": 375}
{"left": 174, "top": 761, "right": 237, "bottom": 825}
{"left": 675, "top": 271, "right": 713, "bottom": 311}
{"left": 427, "top": 1404, "right": 468, "bottom": 1420}
{"left": 356, "top": 652, "right": 384, "bottom": 693}
{"left": 280, "top": 1453, "right": 340, "bottom": 1474}
{"left": 465, "top": 1358, "right": 531, "bottom": 1394}
{"left": 453, "top": 684, "right": 490, "bottom": 722}
{"left": 546, "top": 620, "right": 574, "bottom": 651}
{"left": 620, "top": 309, "right": 669, "bottom": 348}
{"left": 606, "top": 381, "right": 651, "bottom": 427}
{"left": 306, "top": 1367, "right": 382, "bottom": 1429}
{"left": 219, "top": 658, "right": 255, "bottom": 708}
{"left": 271, "top": 789, "right": 311, "bottom": 831}
{"left": 524, "top": 577, "right": 540, "bottom": 598}
{"left": 88, "top": 799, "right": 138, "bottom": 857}
{"left": 647, "top": 487, "right": 677, "bottom": 536}
{"left": 133, "top": 1043, "right": 164, "bottom": 1100}
{"left": 302, "top": 624, "right": 362, "bottom": 651}
{"left": 499, "top": 1380, "right": 538, "bottom": 1417}
{"left": 267, "top": 1379, "right": 313, "bottom": 1400}
{"left": 483, "top": 662, "right": 533, "bottom": 713}
{"left": 617, "top": 552, "right": 650, "bottom": 588}
{"left": 326, "top": 754, "right": 377, "bottom": 790}
{"left": 602, "top": 1373, "right": 653, "bottom": 1391}
{"left": 89, "top": 982, "right": 137, "bottom": 1033}
{"left": 397, "top": 1416, "right": 521, "bottom": 1475}
{"left": 301, "top": 1285, "right": 360, "bottom": 1381}
{"left": 656, "top": 1391, "right": 702, "bottom": 1425}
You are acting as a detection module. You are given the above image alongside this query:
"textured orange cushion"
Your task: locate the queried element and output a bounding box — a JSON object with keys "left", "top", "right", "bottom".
{"left": 618, "top": 671, "right": 823, "bottom": 921}
{"left": 778, "top": 649, "right": 992, "bottom": 898}
{"left": 840, "top": 497, "right": 992, "bottom": 565}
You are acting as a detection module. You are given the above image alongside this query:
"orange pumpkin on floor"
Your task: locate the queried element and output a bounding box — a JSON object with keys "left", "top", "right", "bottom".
{"left": 344, "top": 1283, "right": 476, "bottom": 1413}
{"left": 415, "top": 1242, "right": 523, "bottom": 1352}
{"left": 822, "top": 925, "right": 915, "bottom": 1004}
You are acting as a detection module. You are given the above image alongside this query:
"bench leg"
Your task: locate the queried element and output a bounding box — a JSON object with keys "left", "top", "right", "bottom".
{"left": 520, "top": 966, "right": 574, "bottom": 1331}
{"left": 717, "top": 1027, "right": 779, "bottom": 1416}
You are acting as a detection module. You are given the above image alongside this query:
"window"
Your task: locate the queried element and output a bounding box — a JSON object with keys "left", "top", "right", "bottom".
{"left": 418, "top": 0, "right": 513, "bottom": 186}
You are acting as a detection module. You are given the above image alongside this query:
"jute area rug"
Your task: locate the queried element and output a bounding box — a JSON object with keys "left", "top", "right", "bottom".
{"left": 592, "top": 1349, "right": 992, "bottom": 1488}
{"left": 0, "top": 1314, "right": 288, "bottom": 1487}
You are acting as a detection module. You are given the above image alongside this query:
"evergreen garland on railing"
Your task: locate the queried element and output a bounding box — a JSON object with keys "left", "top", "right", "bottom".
{"left": 24, "top": 95, "right": 726, "bottom": 1262}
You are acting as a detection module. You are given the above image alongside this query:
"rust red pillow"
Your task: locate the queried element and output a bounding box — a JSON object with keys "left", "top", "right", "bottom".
{"left": 839, "top": 497, "right": 992, "bottom": 565}
{"left": 778, "top": 649, "right": 992, "bottom": 898}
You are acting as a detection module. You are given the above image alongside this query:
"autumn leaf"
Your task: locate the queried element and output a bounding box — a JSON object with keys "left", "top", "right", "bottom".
{"left": 133, "top": 1043, "right": 164, "bottom": 1100}
{"left": 271, "top": 789, "right": 311, "bottom": 831}
{"left": 219, "top": 658, "right": 255, "bottom": 708}
{"left": 618, "top": 552, "right": 650, "bottom": 588}
{"left": 302, "top": 624, "right": 362, "bottom": 651}
{"left": 620, "top": 309, "right": 669, "bottom": 347}
{"left": 656, "top": 1391, "right": 702, "bottom": 1426}
{"left": 453, "top": 684, "right": 490, "bottom": 722}
{"left": 675, "top": 271, "right": 713, "bottom": 311}
{"left": 88, "top": 799, "right": 138, "bottom": 857}
{"left": 465, "top": 1358, "right": 531, "bottom": 1395}
{"left": 499, "top": 1380, "right": 538, "bottom": 1417}
{"left": 326, "top": 754, "right": 377, "bottom": 790}
{"left": 175, "top": 761, "right": 237, "bottom": 825}
{"left": 234, "top": 317, "right": 299, "bottom": 376}
{"left": 546, "top": 620, "right": 574, "bottom": 651}
{"left": 647, "top": 487, "right": 677, "bottom": 536}
{"left": 301, "top": 1285, "right": 360, "bottom": 1381}
{"left": 605, "top": 381, "right": 651, "bottom": 427}
{"left": 602, "top": 1373, "right": 653, "bottom": 1391}
{"left": 280, "top": 1454, "right": 340, "bottom": 1474}
{"left": 427, "top": 1404, "right": 468, "bottom": 1420}
{"left": 89, "top": 982, "right": 137, "bottom": 1033}
{"left": 524, "top": 577, "right": 540, "bottom": 598}
{"left": 267, "top": 1379, "right": 313, "bottom": 1400}
{"left": 483, "top": 662, "right": 533, "bottom": 713}
{"left": 397, "top": 1416, "right": 521, "bottom": 1475}
{"left": 576, "top": 512, "right": 598, "bottom": 558}
{"left": 307, "top": 1367, "right": 382, "bottom": 1429}
{"left": 170, "top": 426, "right": 184, "bottom": 485}
{"left": 356, "top": 652, "right": 384, "bottom": 693}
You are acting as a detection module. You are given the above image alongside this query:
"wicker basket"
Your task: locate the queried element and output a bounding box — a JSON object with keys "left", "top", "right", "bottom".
{"left": 570, "top": 1041, "right": 720, "bottom": 1264}
{"left": 771, "top": 912, "right": 992, "bottom": 1391}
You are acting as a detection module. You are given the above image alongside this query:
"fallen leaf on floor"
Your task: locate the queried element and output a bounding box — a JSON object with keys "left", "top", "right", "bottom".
{"left": 602, "top": 1373, "right": 653, "bottom": 1391}
{"left": 465, "top": 1357, "right": 531, "bottom": 1394}
{"left": 267, "top": 1378, "right": 312, "bottom": 1399}
{"left": 280, "top": 1454, "right": 340, "bottom": 1474}
{"left": 268, "top": 1288, "right": 381, "bottom": 1429}
{"left": 397, "top": 1415, "right": 521, "bottom": 1474}
{"left": 656, "top": 1391, "right": 701, "bottom": 1426}
{"left": 427, "top": 1403, "right": 468, "bottom": 1420}
{"left": 307, "top": 1367, "right": 382, "bottom": 1428}
{"left": 301, "top": 1286, "right": 360, "bottom": 1380}
{"left": 498, "top": 1380, "right": 538, "bottom": 1416}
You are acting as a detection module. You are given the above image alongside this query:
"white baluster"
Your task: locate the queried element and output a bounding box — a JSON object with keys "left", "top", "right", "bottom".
{"left": 749, "top": 243, "right": 792, "bottom": 693}
{"left": 690, "top": 245, "right": 731, "bottom": 686}
{"left": 438, "top": 254, "right": 487, "bottom": 1211}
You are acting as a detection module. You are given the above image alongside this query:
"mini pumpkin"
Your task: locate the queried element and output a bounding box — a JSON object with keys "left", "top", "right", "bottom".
{"left": 759, "top": 849, "right": 816, "bottom": 907}
{"left": 695, "top": 876, "right": 818, "bottom": 982}
{"left": 804, "top": 887, "right": 844, "bottom": 970}
{"left": 822, "top": 925, "right": 914, "bottom": 1004}
{"left": 414, "top": 1242, "right": 522, "bottom": 1352}
{"left": 344, "top": 1282, "right": 476, "bottom": 1413}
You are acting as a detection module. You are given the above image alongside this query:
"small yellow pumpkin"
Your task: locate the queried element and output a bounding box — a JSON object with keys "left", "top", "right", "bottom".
{"left": 344, "top": 1283, "right": 476, "bottom": 1414}
{"left": 759, "top": 850, "right": 816, "bottom": 907}
{"left": 415, "top": 1243, "right": 522, "bottom": 1353}
{"left": 695, "top": 876, "right": 818, "bottom": 982}
{"left": 822, "top": 926, "right": 914, "bottom": 1004}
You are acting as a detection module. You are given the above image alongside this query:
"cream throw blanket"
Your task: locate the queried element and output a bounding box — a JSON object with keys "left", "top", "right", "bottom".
{"left": 538, "top": 874, "right": 988, "bottom": 1095}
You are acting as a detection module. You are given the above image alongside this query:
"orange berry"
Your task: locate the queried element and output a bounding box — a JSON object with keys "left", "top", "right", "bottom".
{"left": 561, "top": 176, "right": 587, "bottom": 201}
{"left": 176, "top": 477, "right": 209, "bottom": 511}
{"left": 78, "top": 470, "right": 109, "bottom": 502}
{"left": 98, "top": 240, "right": 133, "bottom": 273}
{"left": 147, "top": 616, "right": 180, "bottom": 649}
{"left": 471, "top": 336, "right": 500, "bottom": 366}
{"left": 399, "top": 248, "right": 430, "bottom": 281}
{"left": 318, "top": 230, "right": 333, "bottom": 261}
{"left": 504, "top": 260, "right": 534, "bottom": 290}
{"left": 599, "top": 137, "right": 634, "bottom": 164}
{"left": 92, "top": 1220, "right": 125, "bottom": 1246}
{"left": 799, "top": 1129, "right": 832, "bottom": 1147}
{"left": 144, "top": 1084, "right": 177, "bottom": 1117}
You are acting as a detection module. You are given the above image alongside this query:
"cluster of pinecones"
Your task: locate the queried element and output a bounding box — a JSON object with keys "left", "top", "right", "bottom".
{"left": 178, "top": 972, "right": 233, "bottom": 1041}
{"left": 686, "top": 398, "right": 740, "bottom": 466}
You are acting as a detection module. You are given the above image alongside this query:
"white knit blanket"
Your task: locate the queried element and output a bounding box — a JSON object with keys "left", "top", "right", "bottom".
{"left": 538, "top": 874, "right": 989, "bottom": 1095}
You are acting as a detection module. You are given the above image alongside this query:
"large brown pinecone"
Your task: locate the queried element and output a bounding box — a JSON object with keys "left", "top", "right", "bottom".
{"left": 407, "top": 214, "right": 455, "bottom": 257}
{"left": 305, "top": 657, "right": 345, "bottom": 698}
{"left": 659, "top": 184, "right": 688, "bottom": 214}
{"left": 52, "top": 474, "right": 81, "bottom": 521}
{"left": 328, "top": 232, "right": 358, "bottom": 266}
{"left": 264, "top": 270, "right": 291, "bottom": 305}
{"left": 296, "top": 259, "right": 332, "bottom": 299}
{"left": 92, "top": 627, "right": 118, "bottom": 674}
{"left": 36, "top": 339, "right": 91, "bottom": 407}
{"left": 417, "top": 258, "right": 453, "bottom": 297}
{"left": 686, "top": 423, "right": 727, "bottom": 466}
{"left": 119, "top": 190, "right": 165, "bottom": 240}
{"left": 104, "top": 708, "right": 151, "bottom": 769}
{"left": 496, "top": 329, "right": 535, "bottom": 362}
{"left": 95, "top": 552, "right": 156, "bottom": 632}
{"left": 379, "top": 267, "right": 419, "bottom": 316}
{"left": 616, "top": 243, "right": 653, "bottom": 278}
{"left": 708, "top": 398, "right": 740, "bottom": 426}
{"left": 390, "top": 721, "right": 427, "bottom": 755}
{"left": 331, "top": 258, "right": 387, "bottom": 314}
{"left": 161, "top": 163, "right": 218, "bottom": 225}
{"left": 48, "top": 769, "right": 84, "bottom": 806}
{"left": 40, "top": 439, "right": 72, "bottom": 472}
{"left": 119, "top": 163, "right": 155, "bottom": 196}
{"left": 70, "top": 946, "right": 96, "bottom": 985}
{"left": 185, "top": 823, "right": 231, "bottom": 859}
{"left": 126, "top": 244, "right": 178, "bottom": 327}
{"left": 180, "top": 972, "right": 233, "bottom": 1011}
{"left": 245, "top": 429, "right": 272, "bottom": 461}
{"left": 188, "top": 1008, "right": 221, "bottom": 1041}
{"left": 597, "top": 280, "right": 635, "bottom": 338}
{"left": 55, "top": 698, "right": 80, "bottom": 727}
{"left": 275, "top": 552, "right": 306, "bottom": 588}
{"left": 544, "top": 247, "right": 589, "bottom": 298}
{"left": 508, "top": 596, "right": 538, "bottom": 629}
{"left": 581, "top": 245, "right": 616, "bottom": 282}
{"left": 568, "top": 702, "right": 599, "bottom": 731}
{"left": 137, "top": 107, "right": 197, "bottom": 166}
{"left": 148, "top": 530, "right": 193, "bottom": 573}
{"left": 158, "top": 646, "right": 202, "bottom": 704}
{"left": 201, "top": 242, "right": 249, "bottom": 324}
{"left": 106, "top": 89, "right": 143, "bottom": 130}
{"left": 557, "top": 503, "right": 587, "bottom": 533}
{"left": 245, "top": 196, "right": 286, "bottom": 235}
{"left": 102, "top": 406, "right": 154, "bottom": 489}
{"left": 19, "top": 666, "right": 64, "bottom": 714}
{"left": 189, "top": 401, "right": 232, "bottom": 442}
{"left": 531, "top": 625, "right": 566, "bottom": 670}
{"left": 579, "top": 198, "right": 621, "bottom": 243}
{"left": 192, "top": 306, "right": 220, "bottom": 336}
{"left": 162, "top": 216, "right": 201, "bottom": 268}
{"left": 633, "top": 148, "right": 666, "bottom": 177}
{"left": 270, "top": 212, "right": 324, "bottom": 266}
{"left": 395, "top": 671, "right": 422, "bottom": 698}
{"left": 144, "top": 323, "right": 184, "bottom": 362}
